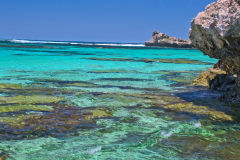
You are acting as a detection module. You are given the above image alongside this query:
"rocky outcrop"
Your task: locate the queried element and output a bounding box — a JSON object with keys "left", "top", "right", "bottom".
{"left": 193, "top": 67, "right": 226, "bottom": 87}
{"left": 190, "top": 0, "right": 240, "bottom": 105}
{"left": 193, "top": 67, "right": 235, "bottom": 92}
{"left": 145, "top": 31, "right": 193, "bottom": 48}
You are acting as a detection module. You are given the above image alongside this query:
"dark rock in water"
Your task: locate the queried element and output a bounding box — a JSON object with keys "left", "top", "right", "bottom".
{"left": 193, "top": 67, "right": 236, "bottom": 101}
{"left": 190, "top": 0, "right": 240, "bottom": 105}
{"left": 222, "top": 77, "right": 240, "bottom": 105}
{"left": 209, "top": 74, "right": 235, "bottom": 92}
{"left": 145, "top": 31, "right": 193, "bottom": 48}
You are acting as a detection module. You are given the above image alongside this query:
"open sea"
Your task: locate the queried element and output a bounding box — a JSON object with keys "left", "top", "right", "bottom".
{"left": 0, "top": 40, "right": 239, "bottom": 160}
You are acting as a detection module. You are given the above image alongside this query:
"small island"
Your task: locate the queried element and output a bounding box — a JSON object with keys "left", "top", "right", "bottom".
{"left": 145, "top": 31, "right": 193, "bottom": 48}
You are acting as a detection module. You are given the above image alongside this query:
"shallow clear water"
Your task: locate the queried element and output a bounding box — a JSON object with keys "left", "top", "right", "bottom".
{"left": 0, "top": 41, "right": 239, "bottom": 160}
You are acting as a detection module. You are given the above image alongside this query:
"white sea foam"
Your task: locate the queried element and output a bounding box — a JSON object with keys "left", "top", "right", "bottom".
{"left": 71, "top": 42, "right": 145, "bottom": 47}
{"left": 86, "top": 146, "right": 102, "bottom": 155}
{"left": 89, "top": 43, "right": 145, "bottom": 47}
{"left": 9, "top": 39, "right": 145, "bottom": 47}
{"left": 10, "top": 39, "right": 42, "bottom": 43}
{"left": 161, "top": 130, "right": 173, "bottom": 138}
{"left": 10, "top": 39, "right": 69, "bottom": 44}
{"left": 192, "top": 121, "right": 201, "bottom": 128}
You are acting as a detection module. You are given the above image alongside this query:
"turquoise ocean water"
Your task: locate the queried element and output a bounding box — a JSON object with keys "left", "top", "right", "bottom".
{"left": 0, "top": 40, "right": 239, "bottom": 160}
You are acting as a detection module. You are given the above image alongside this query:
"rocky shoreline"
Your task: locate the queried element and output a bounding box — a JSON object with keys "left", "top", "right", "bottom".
{"left": 145, "top": 31, "right": 193, "bottom": 48}
{"left": 190, "top": 0, "right": 240, "bottom": 105}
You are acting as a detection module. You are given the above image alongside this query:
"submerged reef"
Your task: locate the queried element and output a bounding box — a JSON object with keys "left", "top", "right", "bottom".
{"left": 190, "top": 0, "right": 240, "bottom": 105}
{"left": 86, "top": 57, "right": 212, "bottom": 65}
{"left": 1, "top": 39, "right": 240, "bottom": 159}
{"left": 0, "top": 83, "right": 112, "bottom": 140}
{"left": 0, "top": 81, "right": 238, "bottom": 141}
{"left": 145, "top": 31, "right": 193, "bottom": 48}
{"left": 0, "top": 79, "right": 240, "bottom": 159}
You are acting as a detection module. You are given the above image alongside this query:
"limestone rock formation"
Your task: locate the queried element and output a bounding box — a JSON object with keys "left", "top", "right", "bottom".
{"left": 190, "top": 0, "right": 240, "bottom": 105}
{"left": 193, "top": 67, "right": 227, "bottom": 87}
{"left": 193, "top": 67, "right": 235, "bottom": 92}
{"left": 145, "top": 31, "right": 193, "bottom": 48}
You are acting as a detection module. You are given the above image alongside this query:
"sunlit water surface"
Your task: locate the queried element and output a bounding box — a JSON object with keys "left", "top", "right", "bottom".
{"left": 0, "top": 41, "right": 239, "bottom": 160}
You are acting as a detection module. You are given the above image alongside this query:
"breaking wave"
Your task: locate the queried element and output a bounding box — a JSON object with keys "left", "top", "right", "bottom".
{"left": 8, "top": 39, "right": 145, "bottom": 47}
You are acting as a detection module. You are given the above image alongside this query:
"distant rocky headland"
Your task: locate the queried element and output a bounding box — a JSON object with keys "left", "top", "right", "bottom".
{"left": 145, "top": 31, "right": 193, "bottom": 48}
{"left": 190, "top": 0, "right": 240, "bottom": 105}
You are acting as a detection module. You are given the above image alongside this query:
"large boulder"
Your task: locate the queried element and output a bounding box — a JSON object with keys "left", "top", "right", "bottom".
{"left": 145, "top": 31, "right": 193, "bottom": 48}
{"left": 190, "top": 0, "right": 240, "bottom": 105}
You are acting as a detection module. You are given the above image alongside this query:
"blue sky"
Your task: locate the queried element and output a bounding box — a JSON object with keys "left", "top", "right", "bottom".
{"left": 0, "top": 0, "right": 215, "bottom": 43}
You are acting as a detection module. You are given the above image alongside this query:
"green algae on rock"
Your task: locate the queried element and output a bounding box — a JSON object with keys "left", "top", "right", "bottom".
{"left": 160, "top": 102, "right": 233, "bottom": 121}
{"left": 73, "top": 92, "right": 147, "bottom": 108}
{"left": 0, "top": 85, "right": 74, "bottom": 97}
{"left": 83, "top": 109, "right": 112, "bottom": 120}
{"left": 0, "top": 106, "right": 112, "bottom": 140}
{"left": 0, "top": 82, "right": 113, "bottom": 140}
{"left": 193, "top": 67, "right": 227, "bottom": 87}
{"left": 0, "top": 114, "right": 41, "bottom": 125}
{"left": 166, "top": 74, "right": 198, "bottom": 84}
{"left": 0, "top": 95, "right": 62, "bottom": 105}
{"left": 0, "top": 105, "right": 54, "bottom": 113}
{"left": 0, "top": 83, "right": 23, "bottom": 89}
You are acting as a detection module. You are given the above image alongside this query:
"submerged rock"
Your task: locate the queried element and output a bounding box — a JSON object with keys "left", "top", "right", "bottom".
{"left": 86, "top": 57, "right": 212, "bottom": 65}
{"left": 145, "top": 31, "right": 193, "bottom": 48}
{"left": 0, "top": 83, "right": 23, "bottom": 89}
{"left": 159, "top": 102, "right": 233, "bottom": 121}
{"left": 0, "top": 95, "right": 62, "bottom": 105}
{"left": 190, "top": 0, "right": 240, "bottom": 105}
{"left": 0, "top": 106, "right": 112, "bottom": 140}
{"left": 0, "top": 83, "right": 113, "bottom": 140}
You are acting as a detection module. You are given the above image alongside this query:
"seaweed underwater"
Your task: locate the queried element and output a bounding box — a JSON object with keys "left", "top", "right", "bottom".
{"left": 0, "top": 41, "right": 239, "bottom": 160}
